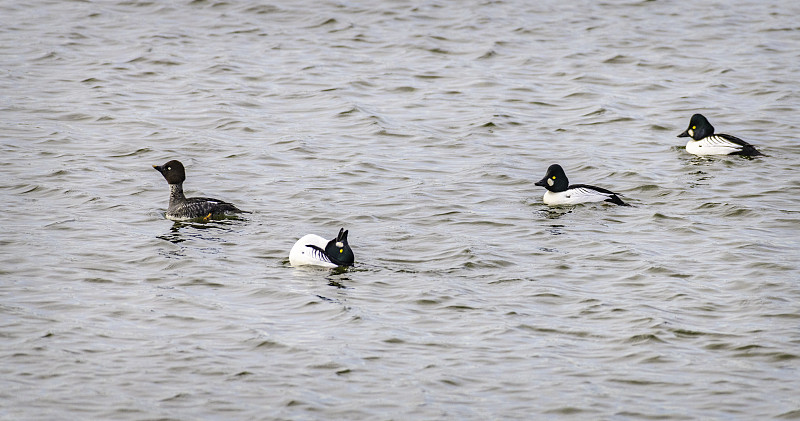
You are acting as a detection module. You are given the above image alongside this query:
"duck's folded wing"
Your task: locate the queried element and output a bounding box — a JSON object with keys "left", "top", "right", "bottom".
{"left": 306, "top": 245, "right": 334, "bottom": 265}
{"left": 185, "top": 197, "right": 244, "bottom": 214}
{"left": 569, "top": 184, "right": 620, "bottom": 196}
{"left": 716, "top": 134, "right": 751, "bottom": 147}
{"left": 569, "top": 184, "right": 628, "bottom": 206}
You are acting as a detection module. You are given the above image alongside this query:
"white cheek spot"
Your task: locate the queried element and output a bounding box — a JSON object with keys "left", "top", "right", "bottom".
{"left": 547, "top": 178, "right": 554, "bottom": 187}
{"left": 687, "top": 129, "right": 694, "bottom": 137}
{"left": 335, "top": 241, "right": 344, "bottom": 248}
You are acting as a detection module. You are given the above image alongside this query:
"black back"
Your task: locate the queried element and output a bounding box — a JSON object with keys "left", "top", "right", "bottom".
{"left": 567, "top": 184, "right": 628, "bottom": 206}
{"left": 718, "top": 134, "right": 762, "bottom": 156}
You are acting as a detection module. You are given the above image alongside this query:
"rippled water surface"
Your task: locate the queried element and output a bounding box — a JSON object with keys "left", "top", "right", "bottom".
{"left": 3, "top": 0, "right": 800, "bottom": 419}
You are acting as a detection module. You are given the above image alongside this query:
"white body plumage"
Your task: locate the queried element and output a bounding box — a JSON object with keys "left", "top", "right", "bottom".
{"left": 289, "top": 234, "right": 339, "bottom": 268}
{"left": 685, "top": 135, "right": 748, "bottom": 156}
{"left": 542, "top": 187, "right": 618, "bottom": 206}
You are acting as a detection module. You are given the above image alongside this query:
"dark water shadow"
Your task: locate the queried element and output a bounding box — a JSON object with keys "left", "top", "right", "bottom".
{"left": 157, "top": 218, "right": 246, "bottom": 245}
{"left": 285, "top": 261, "right": 369, "bottom": 290}
{"left": 540, "top": 207, "right": 574, "bottom": 219}
{"left": 325, "top": 265, "right": 355, "bottom": 289}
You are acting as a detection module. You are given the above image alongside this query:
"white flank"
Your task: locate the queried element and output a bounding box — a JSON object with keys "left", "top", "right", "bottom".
{"left": 289, "top": 234, "right": 337, "bottom": 268}
{"left": 686, "top": 136, "right": 742, "bottom": 156}
{"left": 543, "top": 187, "right": 613, "bottom": 206}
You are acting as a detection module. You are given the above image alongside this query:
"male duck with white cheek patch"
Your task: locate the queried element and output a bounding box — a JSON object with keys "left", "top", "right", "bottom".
{"left": 289, "top": 228, "right": 355, "bottom": 268}
{"left": 534, "top": 164, "right": 628, "bottom": 206}
{"left": 678, "top": 114, "right": 762, "bottom": 156}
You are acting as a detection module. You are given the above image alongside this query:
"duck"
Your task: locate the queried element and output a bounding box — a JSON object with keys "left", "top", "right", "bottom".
{"left": 678, "top": 113, "right": 762, "bottom": 156}
{"left": 289, "top": 228, "right": 354, "bottom": 268}
{"left": 153, "top": 159, "right": 248, "bottom": 221}
{"left": 534, "top": 164, "right": 628, "bottom": 206}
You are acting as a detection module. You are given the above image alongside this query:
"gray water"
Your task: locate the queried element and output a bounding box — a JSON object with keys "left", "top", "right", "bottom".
{"left": 2, "top": 0, "right": 800, "bottom": 419}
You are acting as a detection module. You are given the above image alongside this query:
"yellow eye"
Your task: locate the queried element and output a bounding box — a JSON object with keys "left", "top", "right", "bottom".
{"left": 552, "top": 176, "right": 556, "bottom": 179}
{"left": 692, "top": 126, "right": 696, "bottom": 130}
{"left": 339, "top": 249, "right": 343, "bottom": 253}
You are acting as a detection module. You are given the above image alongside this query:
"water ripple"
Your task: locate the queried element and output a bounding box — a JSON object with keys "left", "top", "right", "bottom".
{"left": 2, "top": 0, "right": 800, "bottom": 419}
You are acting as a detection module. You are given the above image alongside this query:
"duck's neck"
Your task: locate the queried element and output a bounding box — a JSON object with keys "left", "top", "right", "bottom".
{"left": 168, "top": 183, "right": 186, "bottom": 206}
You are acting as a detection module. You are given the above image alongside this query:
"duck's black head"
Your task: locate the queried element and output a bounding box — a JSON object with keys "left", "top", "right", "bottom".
{"left": 325, "top": 228, "right": 354, "bottom": 267}
{"left": 534, "top": 164, "right": 569, "bottom": 192}
{"left": 153, "top": 160, "right": 186, "bottom": 185}
{"left": 678, "top": 114, "right": 714, "bottom": 140}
